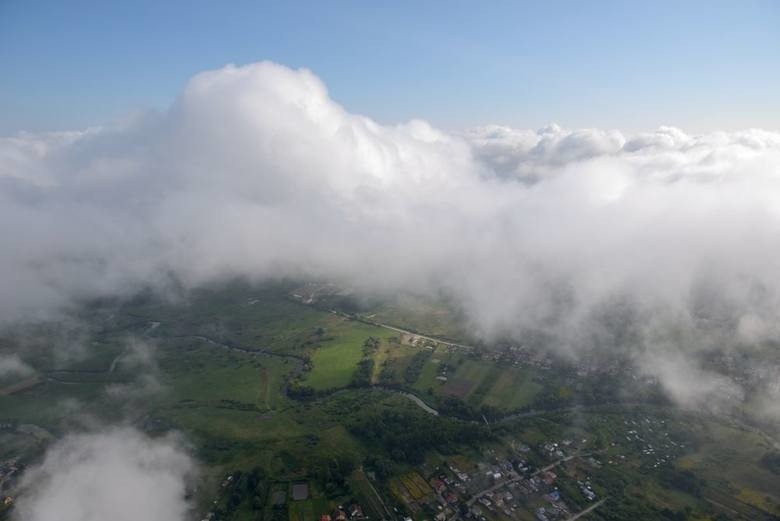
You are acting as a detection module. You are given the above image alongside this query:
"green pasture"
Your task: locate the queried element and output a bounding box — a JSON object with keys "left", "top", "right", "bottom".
{"left": 304, "top": 320, "right": 387, "bottom": 390}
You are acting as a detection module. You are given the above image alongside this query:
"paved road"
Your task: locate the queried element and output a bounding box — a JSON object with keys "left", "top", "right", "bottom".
{"left": 329, "top": 309, "right": 475, "bottom": 351}
{"left": 369, "top": 322, "right": 474, "bottom": 351}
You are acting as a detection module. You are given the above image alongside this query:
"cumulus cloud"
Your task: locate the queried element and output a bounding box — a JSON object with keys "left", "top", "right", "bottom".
{"left": 2, "top": 61, "right": 780, "bottom": 411}
{"left": 12, "top": 428, "right": 195, "bottom": 521}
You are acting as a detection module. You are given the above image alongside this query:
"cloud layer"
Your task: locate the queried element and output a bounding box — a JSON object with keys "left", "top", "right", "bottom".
{"left": 2, "top": 61, "right": 780, "bottom": 410}
{"left": 12, "top": 428, "right": 194, "bottom": 521}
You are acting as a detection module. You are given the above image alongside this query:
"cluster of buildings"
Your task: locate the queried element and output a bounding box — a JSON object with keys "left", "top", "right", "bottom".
{"left": 614, "top": 417, "right": 683, "bottom": 470}
{"left": 467, "top": 472, "right": 573, "bottom": 521}
{"left": 390, "top": 439, "right": 602, "bottom": 521}
{"left": 318, "top": 502, "right": 366, "bottom": 521}
{"left": 459, "top": 343, "right": 627, "bottom": 377}
{"left": 489, "top": 345, "right": 554, "bottom": 371}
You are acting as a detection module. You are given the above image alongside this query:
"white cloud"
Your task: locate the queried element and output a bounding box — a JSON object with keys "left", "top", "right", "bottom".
{"left": 13, "top": 428, "right": 194, "bottom": 521}
{"left": 638, "top": 350, "right": 744, "bottom": 410}
{"left": 2, "top": 61, "right": 780, "bottom": 410}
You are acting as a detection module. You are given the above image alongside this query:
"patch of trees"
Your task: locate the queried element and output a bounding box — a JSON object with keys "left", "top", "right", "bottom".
{"left": 362, "top": 336, "right": 380, "bottom": 355}
{"left": 364, "top": 454, "right": 395, "bottom": 481}
{"left": 314, "top": 327, "right": 334, "bottom": 343}
{"left": 436, "top": 396, "right": 500, "bottom": 422}
{"left": 349, "top": 409, "right": 492, "bottom": 465}
{"left": 245, "top": 468, "right": 269, "bottom": 510}
{"left": 350, "top": 337, "right": 379, "bottom": 387}
{"left": 403, "top": 350, "right": 431, "bottom": 384}
{"left": 554, "top": 477, "right": 588, "bottom": 510}
{"left": 761, "top": 451, "right": 780, "bottom": 474}
{"left": 379, "top": 360, "right": 397, "bottom": 384}
{"left": 659, "top": 468, "right": 703, "bottom": 497}
{"left": 213, "top": 467, "right": 268, "bottom": 520}
{"left": 287, "top": 382, "right": 317, "bottom": 399}
{"left": 350, "top": 358, "right": 375, "bottom": 387}
{"left": 588, "top": 464, "right": 629, "bottom": 497}
{"left": 270, "top": 502, "right": 288, "bottom": 521}
{"left": 312, "top": 456, "right": 356, "bottom": 497}
{"left": 217, "top": 399, "right": 261, "bottom": 411}
{"left": 437, "top": 396, "right": 482, "bottom": 420}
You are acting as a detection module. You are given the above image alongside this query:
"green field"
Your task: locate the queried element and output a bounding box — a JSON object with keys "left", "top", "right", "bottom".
{"left": 442, "top": 359, "right": 494, "bottom": 399}
{"left": 160, "top": 342, "right": 285, "bottom": 408}
{"left": 410, "top": 353, "right": 441, "bottom": 392}
{"left": 479, "top": 368, "right": 542, "bottom": 410}
{"left": 304, "top": 320, "right": 388, "bottom": 390}
{"left": 3, "top": 282, "right": 780, "bottom": 521}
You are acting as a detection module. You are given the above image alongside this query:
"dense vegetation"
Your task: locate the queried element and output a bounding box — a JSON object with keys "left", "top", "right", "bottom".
{"left": 349, "top": 409, "right": 492, "bottom": 465}
{"left": 761, "top": 450, "right": 780, "bottom": 475}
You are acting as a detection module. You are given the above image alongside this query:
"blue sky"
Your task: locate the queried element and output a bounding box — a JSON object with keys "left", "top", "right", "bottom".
{"left": 1, "top": 0, "right": 778, "bottom": 135}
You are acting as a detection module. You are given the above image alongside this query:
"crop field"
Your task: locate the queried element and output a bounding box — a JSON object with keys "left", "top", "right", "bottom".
{"left": 407, "top": 352, "right": 541, "bottom": 413}
{"left": 441, "top": 359, "right": 493, "bottom": 399}
{"left": 387, "top": 478, "right": 410, "bottom": 504}
{"left": 398, "top": 472, "right": 432, "bottom": 500}
{"left": 479, "top": 368, "right": 542, "bottom": 410}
